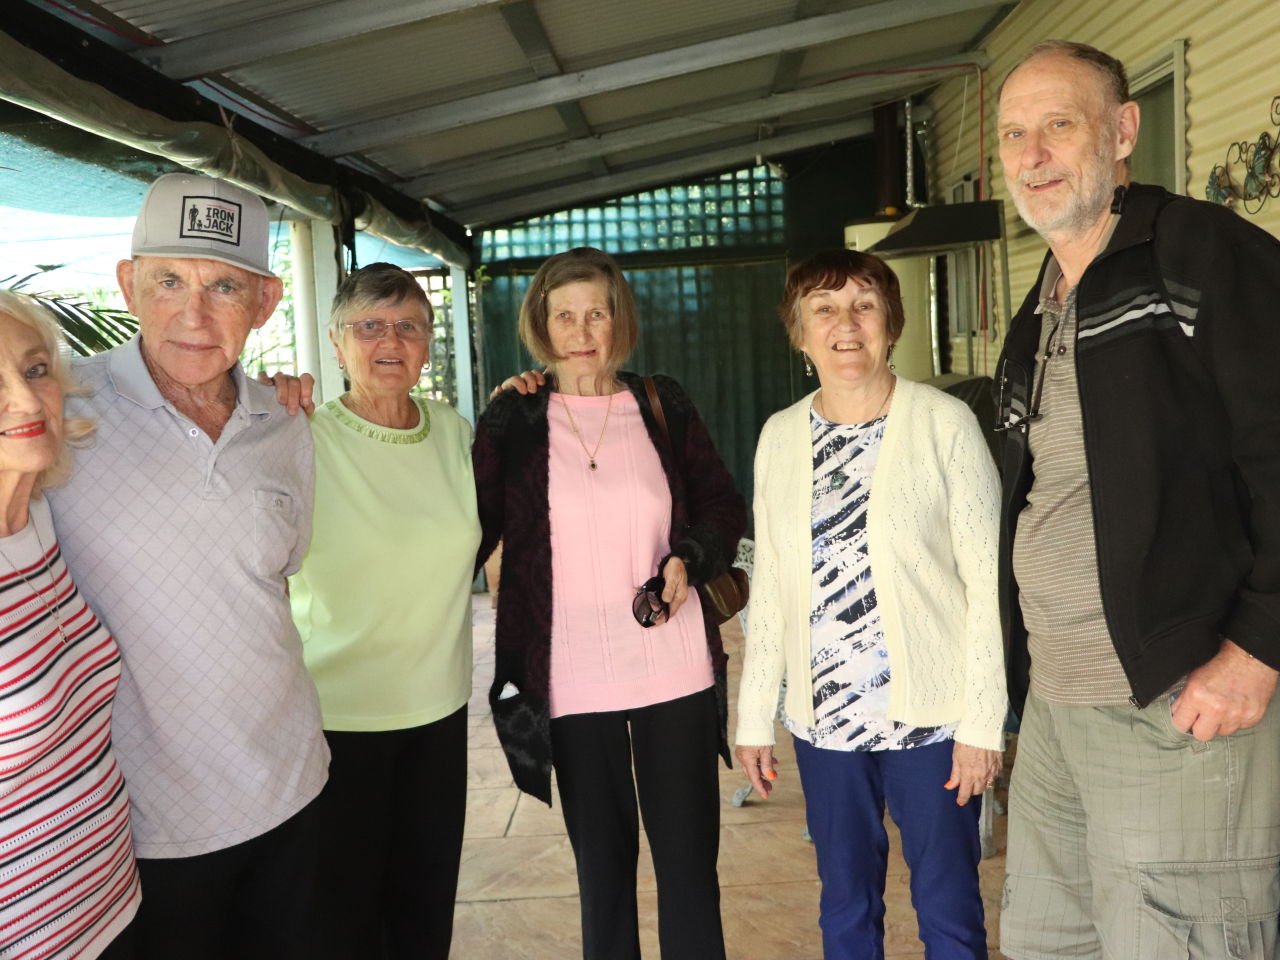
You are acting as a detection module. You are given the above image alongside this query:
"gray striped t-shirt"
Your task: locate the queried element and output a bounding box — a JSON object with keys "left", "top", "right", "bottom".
{"left": 1011, "top": 260, "right": 1131, "bottom": 704}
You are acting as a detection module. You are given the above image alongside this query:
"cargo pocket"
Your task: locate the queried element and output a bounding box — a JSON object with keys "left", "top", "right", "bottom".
{"left": 1139, "top": 857, "right": 1280, "bottom": 960}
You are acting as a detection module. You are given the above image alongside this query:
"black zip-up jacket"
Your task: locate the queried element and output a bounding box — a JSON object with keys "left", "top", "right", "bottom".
{"left": 997, "top": 183, "right": 1280, "bottom": 716}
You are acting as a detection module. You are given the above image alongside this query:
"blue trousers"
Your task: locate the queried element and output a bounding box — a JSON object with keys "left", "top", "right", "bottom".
{"left": 793, "top": 737, "right": 987, "bottom": 960}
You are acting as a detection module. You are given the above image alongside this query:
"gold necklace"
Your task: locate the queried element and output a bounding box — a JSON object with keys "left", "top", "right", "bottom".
{"left": 0, "top": 514, "right": 67, "bottom": 645}
{"left": 557, "top": 389, "right": 615, "bottom": 471}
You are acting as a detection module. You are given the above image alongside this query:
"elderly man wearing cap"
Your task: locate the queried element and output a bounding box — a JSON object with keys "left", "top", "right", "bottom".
{"left": 47, "top": 173, "right": 328, "bottom": 959}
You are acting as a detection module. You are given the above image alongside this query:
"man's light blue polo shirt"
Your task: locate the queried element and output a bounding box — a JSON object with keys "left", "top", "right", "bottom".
{"left": 50, "top": 336, "right": 328, "bottom": 858}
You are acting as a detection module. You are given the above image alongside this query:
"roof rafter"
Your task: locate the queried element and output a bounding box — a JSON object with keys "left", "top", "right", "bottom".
{"left": 769, "top": 0, "right": 833, "bottom": 95}
{"left": 404, "top": 53, "right": 985, "bottom": 198}
{"left": 499, "top": 0, "right": 609, "bottom": 177}
{"left": 455, "top": 116, "right": 874, "bottom": 226}
{"left": 304, "top": 0, "right": 1002, "bottom": 156}
{"left": 132, "top": 0, "right": 506, "bottom": 80}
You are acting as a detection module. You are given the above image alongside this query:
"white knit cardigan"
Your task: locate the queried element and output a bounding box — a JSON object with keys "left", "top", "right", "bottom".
{"left": 734, "top": 378, "right": 1007, "bottom": 752}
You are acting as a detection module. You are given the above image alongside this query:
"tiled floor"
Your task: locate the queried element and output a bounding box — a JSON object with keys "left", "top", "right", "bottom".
{"left": 457, "top": 597, "right": 1009, "bottom": 959}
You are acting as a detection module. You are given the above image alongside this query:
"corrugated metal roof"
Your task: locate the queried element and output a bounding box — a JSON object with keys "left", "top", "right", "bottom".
{"left": 437, "top": 158, "right": 602, "bottom": 208}
{"left": 371, "top": 108, "right": 569, "bottom": 175}
{"left": 607, "top": 125, "right": 784, "bottom": 169}
{"left": 22, "top": 0, "right": 1014, "bottom": 229}
{"left": 580, "top": 60, "right": 780, "bottom": 129}
{"left": 96, "top": 0, "right": 322, "bottom": 40}
{"left": 231, "top": 9, "right": 533, "bottom": 128}
{"left": 798, "top": 11, "right": 998, "bottom": 80}
{"left": 539, "top": 0, "right": 797, "bottom": 69}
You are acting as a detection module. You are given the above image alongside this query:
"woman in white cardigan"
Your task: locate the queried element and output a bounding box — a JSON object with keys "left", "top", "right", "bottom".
{"left": 735, "top": 250, "right": 1005, "bottom": 960}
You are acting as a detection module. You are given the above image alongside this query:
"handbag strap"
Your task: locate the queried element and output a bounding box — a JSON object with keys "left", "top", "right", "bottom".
{"left": 643, "top": 376, "right": 673, "bottom": 459}
{"left": 644, "top": 376, "right": 735, "bottom": 595}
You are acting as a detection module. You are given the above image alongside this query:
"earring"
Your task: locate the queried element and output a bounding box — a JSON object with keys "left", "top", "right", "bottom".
{"left": 803, "top": 353, "right": 814, "bottom": 377}
{"left": 887, "top": 344, "right": 896, "bottom": 372}
{"left": 337, "top": 360, "right": 345, "bottom": 371}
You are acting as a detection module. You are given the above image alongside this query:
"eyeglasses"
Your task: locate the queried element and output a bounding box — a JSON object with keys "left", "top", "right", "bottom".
{"left": 344, "top": 318, "right": 430, "bottom": 341}
{"left": 994, "top": 314, "right": 1064, "bottom": 433}
{"left": 632, "top": 575, "right": 669, "bottom": 628}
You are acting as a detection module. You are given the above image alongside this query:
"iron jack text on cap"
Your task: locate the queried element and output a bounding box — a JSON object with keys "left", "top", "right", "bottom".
{"left": 131, "top": 173, "right": 274, "bottom": 277}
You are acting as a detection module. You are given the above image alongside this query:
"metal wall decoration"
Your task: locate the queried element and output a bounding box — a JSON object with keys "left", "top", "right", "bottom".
{"left": 1206, "top": 96, "right": 1280, "bottom": 213}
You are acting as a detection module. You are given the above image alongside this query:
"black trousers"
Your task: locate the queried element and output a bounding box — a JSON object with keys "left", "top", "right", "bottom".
{"left": 131, "top": 794, "right": 322, "bottom": 960}
{"left": 551, "top": 686, "right": 726, "bottom": 960}
{"left": 316, "top": 706, "right": 468, "bottom": 960}
{"left": 96, "top": 918, "right": 137, "bottom": 960}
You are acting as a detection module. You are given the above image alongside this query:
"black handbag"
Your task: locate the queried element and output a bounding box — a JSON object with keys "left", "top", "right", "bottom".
{"left": 642, "top": 377, "right": 749, "bottom": 625}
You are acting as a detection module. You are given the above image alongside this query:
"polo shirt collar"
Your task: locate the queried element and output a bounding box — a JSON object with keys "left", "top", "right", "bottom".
{"left": 233, "top": 365, "right": 274, "bottom": 418}
{"left": 1033, "top": 213, "right": 1121, "bottom": 316}
{"left": 108, "top": 336, "right": 165, "bottom": 409}
{"left": 108, "top": 334, "right": 271, "bottom": 418}
{"left": 1034, "top": 258, "right": 1064, "bottom": 316}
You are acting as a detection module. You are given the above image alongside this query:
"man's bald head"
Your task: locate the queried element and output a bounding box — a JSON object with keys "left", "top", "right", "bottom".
{"left": 996, "top": 42, "right": 1140, "bottom": 244}
{"left": 1000, "top": 40, "right": 1130, "bottom": 111}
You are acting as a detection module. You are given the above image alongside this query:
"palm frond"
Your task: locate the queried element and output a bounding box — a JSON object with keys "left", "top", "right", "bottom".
{"left": 1, "top": 276, "right": 138, "bottom": 357}
{"left": 34, "top": 296, "right": 139, "bottom": 356}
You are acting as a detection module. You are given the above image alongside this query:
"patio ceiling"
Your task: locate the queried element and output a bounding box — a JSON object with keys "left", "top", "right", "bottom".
{"left": 16, "top": 0, "right": 1013, "bottom": 230}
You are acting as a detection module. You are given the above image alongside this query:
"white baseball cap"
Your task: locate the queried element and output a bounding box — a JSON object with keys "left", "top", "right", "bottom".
{"left": 131, "top": 173, "right": 274, "bottom": 277}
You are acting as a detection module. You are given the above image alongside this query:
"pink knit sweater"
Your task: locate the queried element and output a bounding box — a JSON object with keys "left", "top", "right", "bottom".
{"left": 546, "top": 391, "right": 713, "bottom": 718}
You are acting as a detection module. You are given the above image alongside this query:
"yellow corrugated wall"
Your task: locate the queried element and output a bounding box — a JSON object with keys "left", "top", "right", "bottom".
{"left": 925, "top": 0, "right": 1280, "bottom": 373}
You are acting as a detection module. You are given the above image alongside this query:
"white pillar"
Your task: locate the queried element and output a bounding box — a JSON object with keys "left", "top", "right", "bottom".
{"left": 449, "top": 265, "right": 476, "bottom": 424}
{"left": 288, "top": 220, "right": 320, "bottom": 379}
{"left": 308, "top": 221, "right": 344, "bottom": 402}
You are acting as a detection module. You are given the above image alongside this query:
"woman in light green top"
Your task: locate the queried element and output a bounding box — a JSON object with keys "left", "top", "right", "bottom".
{"left": 289, "top": 262, "right": 480, "bottom": 960}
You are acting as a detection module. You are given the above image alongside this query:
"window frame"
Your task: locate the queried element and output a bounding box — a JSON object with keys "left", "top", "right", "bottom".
{"left": 944, "top": 175, "right": 984, "bottom": 339}
{"left": 1128, "top": 39, "right": 1189, "bottom": 195}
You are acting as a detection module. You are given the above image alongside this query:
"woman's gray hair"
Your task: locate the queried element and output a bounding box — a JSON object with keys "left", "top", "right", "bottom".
{"left": 328, "top": 262, "right": 433, "bottom": 341}
{"left": 517, "top": 247, "right": 639, "bottom": 373}
{"left": 0, "top": 291, "right": 95, "bottom": 497}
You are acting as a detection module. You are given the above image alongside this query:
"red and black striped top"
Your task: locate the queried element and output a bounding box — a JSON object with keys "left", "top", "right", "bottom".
{"left": 0, "top": 499, "right": 139, "bottom": 958}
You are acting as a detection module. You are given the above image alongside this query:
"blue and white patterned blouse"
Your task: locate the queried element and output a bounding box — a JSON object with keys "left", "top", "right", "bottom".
{"left": 784, "top": 408, "right": 956, "bottom": 752}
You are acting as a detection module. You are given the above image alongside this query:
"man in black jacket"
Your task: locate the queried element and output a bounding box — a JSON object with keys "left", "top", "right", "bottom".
{"left": 995, "top": 40, "right": 1280, "bottom": 959}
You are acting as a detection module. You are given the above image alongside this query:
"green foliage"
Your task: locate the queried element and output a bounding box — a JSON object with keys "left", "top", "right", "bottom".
{"left": 1, "top": 273, "right": 139, "bottom": 357}
{"left": 240, "top": 234, "right": 297, "bottom": 376}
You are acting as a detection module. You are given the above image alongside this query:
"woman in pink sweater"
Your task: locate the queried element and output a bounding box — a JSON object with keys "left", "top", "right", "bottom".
{"left": 473, "top": 247, "right": 745, "bottom": 960}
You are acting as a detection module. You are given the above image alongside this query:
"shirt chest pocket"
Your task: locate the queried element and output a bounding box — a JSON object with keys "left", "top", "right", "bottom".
{"left": 252, "top": 488, "right": 298, "bottom": 576}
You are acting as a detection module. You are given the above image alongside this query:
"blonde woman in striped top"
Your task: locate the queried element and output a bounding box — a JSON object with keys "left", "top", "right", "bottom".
{"left": 0, "top": 292, "right": 140, "bottom": 958}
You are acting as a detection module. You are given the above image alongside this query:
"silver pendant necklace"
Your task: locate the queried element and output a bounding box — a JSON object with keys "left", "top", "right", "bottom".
{"left": 0, "top": 514, "right": 67, "bottom": 645}
{"left": 820, "top": 380, "right": 895, "bottom": 490}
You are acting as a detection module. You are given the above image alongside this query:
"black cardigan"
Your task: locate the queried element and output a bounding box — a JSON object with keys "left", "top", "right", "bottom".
{"left": 997, "top": 183, "right": 1280, "bottom": 714}
{"left": 472, "top": 372, "right": 747, "bottom": 803}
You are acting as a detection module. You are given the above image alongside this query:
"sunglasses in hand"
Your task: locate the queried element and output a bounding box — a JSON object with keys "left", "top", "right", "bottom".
{"left": 632, "top": 575, "right": 669, "bottom": 628}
